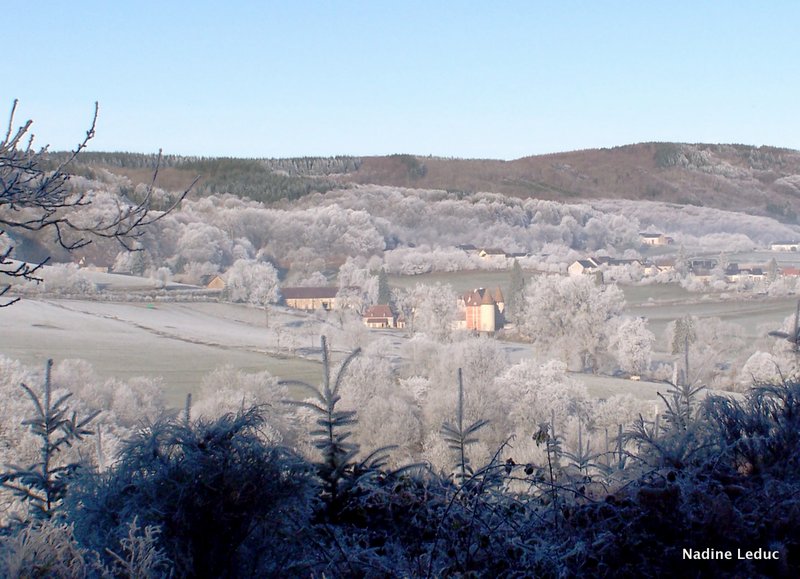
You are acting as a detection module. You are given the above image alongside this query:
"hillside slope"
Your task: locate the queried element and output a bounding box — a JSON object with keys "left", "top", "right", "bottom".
{"left": 348, "top": 144, "right": 800, "bottom": 222}
{"left": 60, "top": 143, "right": 800, "bottom": 221}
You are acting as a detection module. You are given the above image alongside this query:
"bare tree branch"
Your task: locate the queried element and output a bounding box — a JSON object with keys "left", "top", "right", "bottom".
{"left": 0, "top": 100, "right": 195, "bottom": 305}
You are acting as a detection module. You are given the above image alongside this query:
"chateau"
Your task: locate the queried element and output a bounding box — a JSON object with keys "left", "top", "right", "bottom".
{"left": 457, "top": 287, "right": 505, "bottom": 333}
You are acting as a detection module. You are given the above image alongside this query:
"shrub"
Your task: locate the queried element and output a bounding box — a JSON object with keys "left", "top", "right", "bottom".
{"left": 65, "top": 408, "right": 317, "bottom": 577}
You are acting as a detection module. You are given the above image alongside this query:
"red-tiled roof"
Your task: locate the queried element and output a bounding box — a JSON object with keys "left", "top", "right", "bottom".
{"left": 462, "top": 288, "right": 500, "bottom": 306}
{"left": 363, "top": 305, "right": 394, "bottom": 318}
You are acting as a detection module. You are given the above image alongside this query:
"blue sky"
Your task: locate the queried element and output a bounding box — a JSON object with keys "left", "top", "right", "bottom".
{"left": 4, "top": 1, "right": 799, "bottom": 159}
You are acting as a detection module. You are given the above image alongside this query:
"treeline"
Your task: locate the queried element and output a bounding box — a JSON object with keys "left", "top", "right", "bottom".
{"left": 45, "top": 152, "right": 365, "bottom": 205}
{"left": 46, "top": 151, "right": 362, "bottom": 175}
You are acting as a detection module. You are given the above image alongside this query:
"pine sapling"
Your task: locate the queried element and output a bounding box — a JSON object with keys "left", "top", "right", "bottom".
{"left": 282, "top": 337, "right": 365, "bottom": 506}
{"left": 0, "top": 359, "right": 99, "bottom": 519}
{"left": 440, "top": 369, "right": 489, "bottom": 485}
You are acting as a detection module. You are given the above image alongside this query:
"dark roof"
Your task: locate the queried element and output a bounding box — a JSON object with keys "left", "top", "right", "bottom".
{"left": 690, "top": 259, "right": 717, "bottom": 270}
{"left": 639, "top": 232, "right": 663, "bottom": 238}
{"left": 281, "top": 286, "right": 339, "bottom": 300}
{"left": 481, "top": 248, "right": 507, "bottom": 255}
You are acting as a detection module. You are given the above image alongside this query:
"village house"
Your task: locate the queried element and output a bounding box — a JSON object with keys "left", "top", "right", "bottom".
{"left": 639, "top": 232, "right": 673, "bottom": 246}
{"left": 689, "top": 259, "right": 717, "bottom": 272}
{"left": 201, "top": 275, "right": 226, "bottom": 290}
{"left": 654, "top": 258, "right": 676, "bottom": 273}
{"left": 568, "top": 258, "right": 600, "bottom": 277}
{"left": 641, "top": 261, "right": 661, "bottom": 276}
{"left": 725, "top": 265, "right": 765, "bottom": 283}
{"left": 479, "top": 248, "right": 508, "bottom": 262}
{"left": 770, "top": 241, "right": 800, "bottom": 252}
{"left": 457, "top": 287, "right": 505, "bottom": 333}
{"left": 362, "top": 304, "right": 396, "bottom": 329}
{"left": 595, "top": 256, "right": 643, "bottom": 268}
{"left": 281, "top": 286, "right": 340, "bottom": 310}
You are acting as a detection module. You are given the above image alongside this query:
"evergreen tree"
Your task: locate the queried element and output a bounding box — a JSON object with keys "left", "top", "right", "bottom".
{"left": 767, "top": 257, "right": 779, "bottom": 282}
{"left": 0, "top": 360, "right": 99, "bottom": 519}
{"left": 506, "top": 259, "right": 525, "bottom": 324}
{"left": 676, "top": 244, "right": 689, "bottom": 275}
{"left": 377, "top": 268, "right": 391, "bottom": 305}
{"left": 670, "top": 314, "right": 697, "bottom": 355}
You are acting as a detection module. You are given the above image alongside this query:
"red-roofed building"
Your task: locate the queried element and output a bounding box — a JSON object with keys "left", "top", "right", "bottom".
{"left": 362, "top": 304, "right": 396, "bottom": 328}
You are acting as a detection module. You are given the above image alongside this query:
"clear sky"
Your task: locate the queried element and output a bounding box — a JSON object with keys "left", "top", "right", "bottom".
{"left": 4, "top": 1, "right": 799, "bottom": 159}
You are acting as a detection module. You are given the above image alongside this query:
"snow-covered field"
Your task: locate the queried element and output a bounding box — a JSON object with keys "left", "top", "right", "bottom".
{"left": 0, "top": 299, "right": 324, "bottom": 407}
{"left": 3, "top": 264, "right": 798, "bottom": 408}
{"left": 5, "top": 293, "right": 788, "bottom": 409}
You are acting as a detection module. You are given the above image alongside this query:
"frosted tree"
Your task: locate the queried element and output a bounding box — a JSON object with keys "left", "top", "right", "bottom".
{"left": 520, "top": 275, "right": 625, "bottom": 371}
{"left": 409, "top": 282, "right": 458, "bottom": 343}
{"left": 337, "top": 256, "right": 379, "bottom": 306}
{"left": 494, "top": 359, "right": 594, "bottom": 463}
{"left": 224, "top": 259, "right": 279, "bottom": 306}
{"left": 609, "top": 317, "right": 655, "bottom": 376}
{"left": 295, "top": 271, "right": 328, "bottom": 287}
{"left": 38, "top": 263, "right": 95, "bottom": 295}
{"left": 665, "top": 315, "right": 747, "bottom": 388}
{"left": 738, "top": 351, "right": 782, "bottom": 389}
{"left": 417, "top": 338, "right": 511, "bottom": 469}
{"left": 150, "top": 266, "right": 171, "bottom": 289}
{"left": 171, "top": 222, "right": 233, "bottom": 274}
{"left": 338, "top": 342, "right": 423, "bottom": 465}
{"left": 112, "top": 248, "right": 151, "bottom": 276}
{"left": 191, "top": 365, "right": 292, "bottom": 445}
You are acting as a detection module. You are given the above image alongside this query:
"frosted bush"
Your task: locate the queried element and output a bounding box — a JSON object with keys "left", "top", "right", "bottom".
{"left": 0, "top": 520, "right": 88, "bottom": 578}
{"left": 39, "top": 263, "right": 95, "bottom": 295}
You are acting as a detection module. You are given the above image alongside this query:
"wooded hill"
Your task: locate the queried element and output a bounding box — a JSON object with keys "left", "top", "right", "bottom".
{"left": 55, "top": 143, "right": 800, "bottom": 222}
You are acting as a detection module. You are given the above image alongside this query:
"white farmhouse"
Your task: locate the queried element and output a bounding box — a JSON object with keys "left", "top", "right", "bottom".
{"left": 770, "top": 241, "right": 800, "bottom": 252}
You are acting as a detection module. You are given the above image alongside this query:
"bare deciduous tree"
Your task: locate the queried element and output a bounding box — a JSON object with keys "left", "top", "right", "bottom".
{"left": 0, "top": 99, "right": 195, "bottom": 305}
